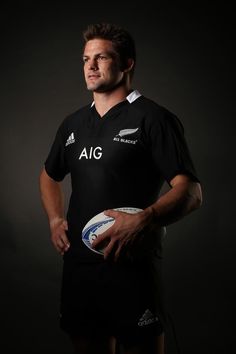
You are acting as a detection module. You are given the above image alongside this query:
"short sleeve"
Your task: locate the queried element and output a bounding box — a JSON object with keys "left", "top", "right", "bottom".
{"left": 149, "top": 110, "right": 199, "bottom": 184}
{"left": 44, "top": 123, "right": 69, "bottom": 182}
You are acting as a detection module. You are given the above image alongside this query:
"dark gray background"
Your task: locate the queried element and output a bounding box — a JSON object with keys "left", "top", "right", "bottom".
{"left": 1, "top": 2, "right": 235, "bottom": 353}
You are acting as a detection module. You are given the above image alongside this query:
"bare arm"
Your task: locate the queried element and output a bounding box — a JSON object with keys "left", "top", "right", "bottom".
{"left": 39, "top": 167, "right": 70, "bottom": 255}
{"left": 92, "top": 174, "right": 202, "bottom": 260}
{"left": 144, "top": 174, "right": 202, "bottom": 226}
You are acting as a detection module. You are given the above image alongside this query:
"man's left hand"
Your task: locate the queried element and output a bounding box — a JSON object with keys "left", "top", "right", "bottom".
{"left": 91, "top": 209, "right": 150, "bottom": 261}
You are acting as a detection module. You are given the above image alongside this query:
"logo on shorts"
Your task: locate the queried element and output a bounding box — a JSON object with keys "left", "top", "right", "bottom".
{"left": 138, "top": 309, "right": 159, "bottom": 326}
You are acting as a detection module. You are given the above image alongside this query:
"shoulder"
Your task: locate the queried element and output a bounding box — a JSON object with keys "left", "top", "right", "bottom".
{"left": 62, "top": 103, "right": 91, "bottom": 126}
{"left": 131, "top": 95, "right": 184, "bottom": 132}
{"left": 56, "top": 103, "right": 91, "bottom": 134}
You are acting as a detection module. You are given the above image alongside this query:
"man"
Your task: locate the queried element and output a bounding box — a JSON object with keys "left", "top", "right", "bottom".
{"left": 39, "top": 23, "right": 202, "bottom": 354}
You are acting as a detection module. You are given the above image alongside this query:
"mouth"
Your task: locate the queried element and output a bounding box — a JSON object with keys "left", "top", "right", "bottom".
{"left": 87, "top": 74, "right": 100, "bottom": 80}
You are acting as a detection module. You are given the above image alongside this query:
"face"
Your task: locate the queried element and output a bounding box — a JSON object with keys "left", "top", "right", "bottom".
{"left": 83, "top": 39, "right": 124, "bottom": 93}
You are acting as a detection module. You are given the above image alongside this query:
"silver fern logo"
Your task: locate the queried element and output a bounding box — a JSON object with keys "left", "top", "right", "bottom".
{"left": 114, "top": 127, "right": 139, "bottom": 145}
{"left": 117, "top": 128, "right": 139, "bottom": 137}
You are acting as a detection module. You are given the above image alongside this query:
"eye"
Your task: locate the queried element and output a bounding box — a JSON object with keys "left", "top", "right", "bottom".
{"left": 98, "top": 55, "right": 108, "bottom": 61}
{"left": 83, "top": 57, "right": 89, "bottom": 63}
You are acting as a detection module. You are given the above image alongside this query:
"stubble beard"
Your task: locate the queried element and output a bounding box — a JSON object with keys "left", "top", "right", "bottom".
{"left": 86, "top": 76, "right": 126, "bottom": 93}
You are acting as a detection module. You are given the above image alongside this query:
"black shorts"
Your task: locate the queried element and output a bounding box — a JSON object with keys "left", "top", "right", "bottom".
{"left": 60, "top": 257, "right": 165, "bottom": 348}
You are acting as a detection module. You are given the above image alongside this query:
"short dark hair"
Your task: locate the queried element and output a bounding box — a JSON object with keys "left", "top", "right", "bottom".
{"left": 83, "top": 23, "right": 136, "bottom": 76}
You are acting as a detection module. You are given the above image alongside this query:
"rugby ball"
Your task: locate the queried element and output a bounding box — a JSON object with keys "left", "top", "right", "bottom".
{"left": 82, "top": 207, "right": 143, "bottom": 255}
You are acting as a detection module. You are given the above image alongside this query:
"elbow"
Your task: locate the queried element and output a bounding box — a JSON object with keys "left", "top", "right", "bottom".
{"left": 192, "top": 182, "right": 203, "bottom": 211}
{"left": 194, "top": 195, "right": 202, "bottom": 211}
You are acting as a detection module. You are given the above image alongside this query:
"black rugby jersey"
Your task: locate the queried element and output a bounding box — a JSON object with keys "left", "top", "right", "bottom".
{"left": 45, "top": 90, "right": 198, "bottom": 261}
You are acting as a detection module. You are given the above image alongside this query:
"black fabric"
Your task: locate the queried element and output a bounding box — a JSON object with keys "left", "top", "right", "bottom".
{"left": 45, "top": 94, "right": 199, "bottom": 262}
{"left": 60, "top": 258, "right": 164, "bottom": 342}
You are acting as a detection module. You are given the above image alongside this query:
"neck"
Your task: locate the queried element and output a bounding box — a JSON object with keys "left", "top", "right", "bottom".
{"left": 93, "top": 85, "right": 131, "bottom": 117}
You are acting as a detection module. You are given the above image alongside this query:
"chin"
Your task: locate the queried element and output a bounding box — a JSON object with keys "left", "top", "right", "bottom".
{"left": 86, "top": 82, "right": 116, "bottom": 93}
{"left": 86, "top": 83, "right": 102, "bottom": 91}
{"left": 86, "top": 86, "right": 94, "bottom": 91}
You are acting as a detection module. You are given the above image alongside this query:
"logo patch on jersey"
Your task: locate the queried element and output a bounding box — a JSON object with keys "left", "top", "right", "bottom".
{"left": 78, "top": 146, "right": 103, "bottom": 160}
{"left": 138, "top": 309, "right": 159, "bottom": 327}
{"left": 113, "top": 127, "right": 139, "bottom": 145}
{"left": 65, "top": 132, "right": 75, "bottom": 146}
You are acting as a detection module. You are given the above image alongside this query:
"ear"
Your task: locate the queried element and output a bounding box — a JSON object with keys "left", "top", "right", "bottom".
{"left": 123, "top": 58, "right": 135, "bottom": 73}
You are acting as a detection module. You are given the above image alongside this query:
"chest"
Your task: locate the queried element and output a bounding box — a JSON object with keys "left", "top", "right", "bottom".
{"left": 64, "top": 115, "right": 149, "bottom": 171}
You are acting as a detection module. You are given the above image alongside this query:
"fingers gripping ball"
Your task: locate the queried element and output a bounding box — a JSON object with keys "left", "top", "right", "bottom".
{"left": 81, "top": 207, "right": 143, "bottom": 255}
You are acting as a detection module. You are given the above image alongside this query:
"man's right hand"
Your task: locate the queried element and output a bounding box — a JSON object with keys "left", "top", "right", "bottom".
{"left": 49, "top": 218, "right": 70, "bottom": 255}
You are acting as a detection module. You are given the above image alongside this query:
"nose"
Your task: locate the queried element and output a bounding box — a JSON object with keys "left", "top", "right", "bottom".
{"left": 88, "top": 58, "right": 98, "bottom": 71}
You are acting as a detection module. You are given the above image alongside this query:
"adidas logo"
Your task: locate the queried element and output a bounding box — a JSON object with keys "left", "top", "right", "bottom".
{"left": 138, "top": 309, "right": 159, "bottom": 327}
{"left": 65, "top": 132, "right": 75, "bottom": 146}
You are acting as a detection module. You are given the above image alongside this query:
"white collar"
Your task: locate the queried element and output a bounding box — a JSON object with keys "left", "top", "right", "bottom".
{"left": 126, "top": 89, "right": 142, "bottom": 103}
{"left": 90, "top": 89, "right": 142, "bottom": 107}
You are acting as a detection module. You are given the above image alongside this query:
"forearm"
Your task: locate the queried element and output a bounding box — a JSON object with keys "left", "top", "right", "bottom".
{"left": 39, "top": 168, "right": 65, "bottom": 227}
{"left": 144, "top": 178, "right": 202, "bottom": 227}
{"left": 39, "top": 168, "right": 70, "bottom": 254}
